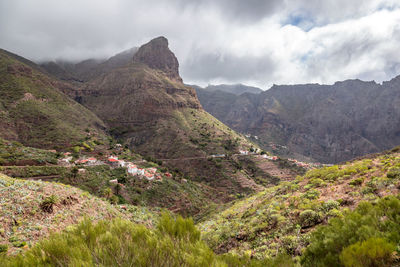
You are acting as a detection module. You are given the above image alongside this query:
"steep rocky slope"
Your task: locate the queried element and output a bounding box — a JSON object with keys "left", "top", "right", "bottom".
{"left": 197, "top": 78, "right": 400, "bottom": 163}
{"left": 0, "top": 49, "right": 107, "bottom": 149}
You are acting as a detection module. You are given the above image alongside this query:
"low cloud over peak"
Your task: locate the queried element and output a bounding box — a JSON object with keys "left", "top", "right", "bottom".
{"left": 1, "top": 0, "right": 400, "bottom": 88}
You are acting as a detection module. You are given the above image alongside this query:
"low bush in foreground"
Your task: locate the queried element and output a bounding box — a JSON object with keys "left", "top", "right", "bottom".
{"left": 0, "top": 213, "right": 290, "bottom": 267}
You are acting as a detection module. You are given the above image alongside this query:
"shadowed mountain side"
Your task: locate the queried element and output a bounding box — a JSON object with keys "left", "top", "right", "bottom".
{"left": 196, "top": 78, "right": 400, "bottom": 163}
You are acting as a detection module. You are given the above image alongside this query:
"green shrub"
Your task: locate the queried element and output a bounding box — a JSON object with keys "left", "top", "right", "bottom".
{"left": 340, "top": 237, "right": 395, "bottom": 267}
{"left": 12, "top": 241, "right": 26, "bottom": 248}
{"left": 0, "top": 213, "right": 270, "bottom": 266}
{"left": 0, "top": 244, "right": 8, "bottom": 253}
{"left": 40, "top": 195, "right": 58, "bottom": 213}
{"left": 309, "top": 178, "right": 324, "bottom": 187}
{"left": 301, "top": 196, "right": 400, "bottom": 267}
{"left": 387, "top": 167, "right": 400, "bottom": 179}
{"left": 302, "top": 189, "right": 320, "bottom": 200}
{"left": 349, "top": 178, "right": 363, "bottom": 186}
{"left": 321, "top": 200, "right": 340, "bottom": 213}
{"left": 299, "top": 210, "right": 320, "bottom": 228}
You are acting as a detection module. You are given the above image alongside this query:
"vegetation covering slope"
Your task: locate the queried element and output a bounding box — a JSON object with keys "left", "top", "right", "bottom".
{"left": 0, "top": 173, "right": 158, "bottom": 255}
{"left": 200, "top": 148, "right": 400, "bottom": 261}
{"left": 0, "top": 49, "right": 107, "bottom": 149}
{"left": 0, "top": 213, "right": 291, "bottom": 267}
{"left": 0, "top": 138, "right": 58, "bottom": 166}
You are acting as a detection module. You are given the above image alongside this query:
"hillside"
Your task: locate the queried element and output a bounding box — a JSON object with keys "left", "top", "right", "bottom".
{"left": 196, "top": 78, "right": 400, "bottom": 163}
{"left": 0, "top": 49, "right": 107, "bottom": 150}
{"left": 0, "top": 136, "right": 217, "bottom": 217}
{"left": 0, "top": 173, "right": 160, "bottom": 255}
{"left": 199, "top": 147, "right": 400, "bottom": 261}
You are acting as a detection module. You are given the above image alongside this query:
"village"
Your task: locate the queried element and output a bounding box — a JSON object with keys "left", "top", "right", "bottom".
{"left": 57, "top": 143, "right": 323, "bottom": 184}
{"left": 59, "top": 152, "right": 172, "bottom": 182}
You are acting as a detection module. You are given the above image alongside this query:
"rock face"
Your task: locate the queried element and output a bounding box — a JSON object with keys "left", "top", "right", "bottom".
{"left": 196, "top": 78, "right": 400, "bottom": 163}
{"left": 133, "top": 36, "right": 182, "bottom": 82}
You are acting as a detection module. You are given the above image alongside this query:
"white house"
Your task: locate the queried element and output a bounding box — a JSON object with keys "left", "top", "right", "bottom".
{"left": 117, "top": 160, "right": 129, "bottom": 168}
{"left": 144, "top": 171, "right": 154, "bottom": 180}
{"left": 137, "top": 168, "right": 145, "bottom": 176}
{"left": 239, "top": 150, "right": 248, "bottom": 155}
{"left": 127, "top": 164, "right": 138, "bottom": 175}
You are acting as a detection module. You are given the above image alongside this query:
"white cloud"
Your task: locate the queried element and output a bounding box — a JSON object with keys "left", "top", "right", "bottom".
{"left": 1, "top": 0, "right": 400, "bottom": 88}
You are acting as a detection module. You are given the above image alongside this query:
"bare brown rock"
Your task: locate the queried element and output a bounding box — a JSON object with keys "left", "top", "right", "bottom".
{"left": 133, "top": 36, "right": 182, "bottom": 82}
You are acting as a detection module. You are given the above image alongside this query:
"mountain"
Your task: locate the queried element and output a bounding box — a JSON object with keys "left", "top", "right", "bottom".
{"left": 64, "top": 37, "right": 280, "bottom": 203}
{"left": 196, "top": 78, "right": 400, "bottom": 163}
{"left": 0, "top": 49, "right": 107, "bottom": 149}
{"left": 202, "top": 84, "right": 263, "bottom": 95}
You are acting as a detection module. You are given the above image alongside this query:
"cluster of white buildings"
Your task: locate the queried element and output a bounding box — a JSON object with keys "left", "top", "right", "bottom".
{"left": 262, "top": 154, "right": 278, "bottom": 160}
{"left": 107, "top": 156, "right": 162, "bottom": 181}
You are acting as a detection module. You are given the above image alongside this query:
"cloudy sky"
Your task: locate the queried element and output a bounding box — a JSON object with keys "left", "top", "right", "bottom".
{"left": 1, "top": 0, "right": 400, "bottom": 89}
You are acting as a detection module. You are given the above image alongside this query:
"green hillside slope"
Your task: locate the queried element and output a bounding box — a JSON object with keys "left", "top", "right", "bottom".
{"left": 200, "top": 148, "right": 400, "bottom": 261}
{"left": 0, "top": 49, "right": 107, "bottom": 149}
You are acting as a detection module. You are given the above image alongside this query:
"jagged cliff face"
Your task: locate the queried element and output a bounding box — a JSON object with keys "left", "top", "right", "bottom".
{"left": 197, "top": 79, "right": 400, "bottom": 163}
{"left": 78, "top": 37, "right": 200, "bottom": 127}
{"left": 133, "top": 36, "right": 182, "bottom": 83}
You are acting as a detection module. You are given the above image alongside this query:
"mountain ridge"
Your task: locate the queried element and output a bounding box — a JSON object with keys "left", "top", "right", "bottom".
{"left": 196, "top": 75, "right": 400, "bottom": 163}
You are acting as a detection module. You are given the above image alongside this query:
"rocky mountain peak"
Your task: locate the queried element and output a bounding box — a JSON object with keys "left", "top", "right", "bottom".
{"left": 133, "top": 36, "right": 182, "bottom": 82}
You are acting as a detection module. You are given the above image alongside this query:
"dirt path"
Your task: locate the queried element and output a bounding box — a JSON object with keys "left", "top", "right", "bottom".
{"left": 21, "top": 175, "right": 61, "bottom": 181}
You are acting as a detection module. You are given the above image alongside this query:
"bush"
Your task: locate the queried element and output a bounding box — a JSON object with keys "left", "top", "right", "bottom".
{"left": 387, "top": 168, "right": 400, "bottom": 179}
{"left": 302, "top": 189, "right": 320, "bottom": 200}
{"left": 349, "top": 178, "right": 363, "bottom": 186}
{"left": 0, "top": 244, "right": 8, "bottom": 253}
{"left": 40, "top": 195, "right": 58, "bottom": 213}
{"left": 340, "top": 237, "right": 395, "bottom": 267}
{"left": 0, "top": 213, "right": 270, "bottom": 266}
{"left": 299, "top": 210, "right": 320, "bottom": 228}
{"left": 301, "top": 196, "right": 400, "bottom": 267}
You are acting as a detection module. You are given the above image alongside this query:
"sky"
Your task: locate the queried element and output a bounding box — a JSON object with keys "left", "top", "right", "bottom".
{"left": 1, "top": 0, "right": 400, "bottom": 89}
